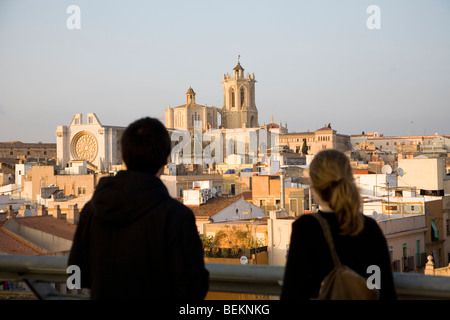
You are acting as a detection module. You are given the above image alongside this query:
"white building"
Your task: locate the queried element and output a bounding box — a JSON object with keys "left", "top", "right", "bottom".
{"left": 354, "top": 173, "right": 398, "bottom": 198}
{"left": 56, "top": 113, "right": 126, "bottom": 173}
{"left": 398, "top": 156, "right": 445, "bottom": 195}
{"left": 378, "top": 215, "right": 428, "bottom": 272}
{"left": 267, "top": 210, "right": 295, "bottom": 266}
{"left": 15, "top": 164, "right": 33, "bottom": 189}
{"left": 183, "top": 181, "right": 215, "bottom": 206}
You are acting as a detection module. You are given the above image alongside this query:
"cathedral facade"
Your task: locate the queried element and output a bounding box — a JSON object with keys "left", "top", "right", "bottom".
{"left": 56, "top": 113, "right": 125, "bottom": 172}
{"left": 165, "top": 61, "right": 259, "bottom": 131}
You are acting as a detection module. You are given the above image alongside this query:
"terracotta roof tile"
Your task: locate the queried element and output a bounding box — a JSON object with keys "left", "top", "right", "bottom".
{"left": 13, "top": 216, "right": 76, "bottom": 241}
{"left": 0, "top": 228, "right": 46, "bottom": 255}
{"left": 187, "top": 195, "right": 243, "bottom": 218}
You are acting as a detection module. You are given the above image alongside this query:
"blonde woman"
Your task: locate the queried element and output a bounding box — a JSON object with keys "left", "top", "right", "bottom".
{"left": 281, "top": 149, "right": 396, "bottom": 300}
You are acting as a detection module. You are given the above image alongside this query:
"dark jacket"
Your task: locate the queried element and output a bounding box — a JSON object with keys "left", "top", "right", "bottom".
{"left": 68, "top": 170, "right": 209, "bottom": 300}
{"left": 281, "top": 211, "right": 396, "bottom": 300}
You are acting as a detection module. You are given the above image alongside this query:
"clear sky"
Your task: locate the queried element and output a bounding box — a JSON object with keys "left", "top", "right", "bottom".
{"left": 0, "top": 0, "right": 449, "bottom": 143}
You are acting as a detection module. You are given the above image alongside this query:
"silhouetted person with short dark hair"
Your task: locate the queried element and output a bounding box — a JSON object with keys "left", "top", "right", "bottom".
{"left": 69, "top": 117, "right": 209, "bottom": 299}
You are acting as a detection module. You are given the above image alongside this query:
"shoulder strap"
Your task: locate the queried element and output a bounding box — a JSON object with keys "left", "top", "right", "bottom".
{"left": 313, "top": 213, "right": 342, "bottom": 267}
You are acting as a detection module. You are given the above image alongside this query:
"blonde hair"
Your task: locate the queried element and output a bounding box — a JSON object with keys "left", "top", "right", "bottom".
{"left": 310, "top": 149, "right": 364, "bottom": 236}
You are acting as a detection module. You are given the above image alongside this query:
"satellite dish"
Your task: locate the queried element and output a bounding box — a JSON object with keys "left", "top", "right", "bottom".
{"left": 381, "top": 165, "right": 392, "bottom": 174}
{"left": 397, "top": 168, "right": 404, "bottom": 177}
{"left": 372, "top": 211, "right": 379, "bottom": 220}
{"left": 211, "top": 188, "right": 217, "bottom": 195}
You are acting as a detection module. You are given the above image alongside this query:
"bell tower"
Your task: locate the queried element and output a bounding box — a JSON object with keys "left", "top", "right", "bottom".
{"left": 221, "top": 58, "right": 258, "bottom": 129}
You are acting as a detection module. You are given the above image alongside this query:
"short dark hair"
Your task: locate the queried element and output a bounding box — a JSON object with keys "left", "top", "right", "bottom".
{"left": 121, "top": 117, "right": 171, "bottom": 174}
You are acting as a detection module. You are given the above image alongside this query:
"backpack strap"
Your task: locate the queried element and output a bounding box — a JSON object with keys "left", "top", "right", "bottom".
{"left": 313, "top": 213, "right": 342, "bottom": 268}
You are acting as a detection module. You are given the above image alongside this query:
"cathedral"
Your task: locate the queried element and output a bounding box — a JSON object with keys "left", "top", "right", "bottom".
{"left": 56, "top": 113, "right": 125, "bottom": 172}
{"left": 164, "top": 87, "right": 219, "bottom": 132}
{"left": 165, "top": 60, "right": 259, "bottom": 131}
{"left": 56, "top": 61, "right": 264, "bottom": 173}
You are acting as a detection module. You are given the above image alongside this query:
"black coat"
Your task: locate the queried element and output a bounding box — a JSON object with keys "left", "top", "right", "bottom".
{"left": 281, "top": 211, "right": 396, "bottom": 300}
{"left": 68, "top": 170, "right": 209, "bottom": 300}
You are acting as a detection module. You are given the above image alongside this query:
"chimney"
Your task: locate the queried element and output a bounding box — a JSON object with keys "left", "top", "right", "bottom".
{"left": 54, "top": 205, "right": 62, "bottom": 219}
{"left": 37, "top": 205, "right": 48, "bottom": 216}
{"left": 6, "top": 205, "right": 15, "bottom": 218}
{"left": 67, "top": 204, "right": 80, "bottom": 224}
{"left": 18, "top": 205, "right": 31, "bottom": 217}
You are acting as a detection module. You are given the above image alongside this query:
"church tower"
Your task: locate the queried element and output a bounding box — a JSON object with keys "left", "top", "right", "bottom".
{"left": 221, "top": 59, "right": 258, "bottom": 129}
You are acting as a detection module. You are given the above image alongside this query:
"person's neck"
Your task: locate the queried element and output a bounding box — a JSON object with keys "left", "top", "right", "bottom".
{"left": 318, "top": 204, "right": 333, "bottom": 213}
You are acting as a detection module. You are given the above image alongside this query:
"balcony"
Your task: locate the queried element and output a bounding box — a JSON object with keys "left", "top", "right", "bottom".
{"left": 1, "top": 254, "right": 450, "bottom": 300}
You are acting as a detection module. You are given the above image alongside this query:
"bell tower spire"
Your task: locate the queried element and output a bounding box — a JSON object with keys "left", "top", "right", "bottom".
{"left": 221, "top": 58, "right": 258, "bottom": 129}
{"left": 186, "top": 87, "right": 196, "bottom": 105}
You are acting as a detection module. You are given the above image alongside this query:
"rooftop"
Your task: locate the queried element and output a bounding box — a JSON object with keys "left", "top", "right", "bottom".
{"left": 0, "top": 141, "right": 56, "bottom": 148}
{"left": 0, "top": 228, "right": 45, "bottom": 255}
{"left": 9, "top": 216, "right": 76, "bottom": 241}
{"left": 187, "top": 195, "right": 244, "bottom": 218}
{"left": 233, "top": 61, "right": 244, "bottom": 71}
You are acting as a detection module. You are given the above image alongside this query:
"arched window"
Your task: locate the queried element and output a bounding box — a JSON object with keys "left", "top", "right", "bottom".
{"left": 240, "top": 88, "right": 245, "bottom": 108}
{"left": 231, "top": 89, "right": 235, "bottom": 108}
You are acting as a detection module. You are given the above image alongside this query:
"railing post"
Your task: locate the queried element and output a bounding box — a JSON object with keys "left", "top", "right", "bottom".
{"left": 424, "top": 255, "right": 435, "bottom": 276}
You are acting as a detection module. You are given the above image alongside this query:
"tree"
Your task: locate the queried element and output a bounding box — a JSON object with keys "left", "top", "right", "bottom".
{"left": 301, "top": 138, "right": 308, "bottom": 155}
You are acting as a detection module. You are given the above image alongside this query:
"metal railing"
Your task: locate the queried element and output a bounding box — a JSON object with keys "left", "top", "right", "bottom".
{"left": 1, "top": 255, "right": 450, "bottom": 300}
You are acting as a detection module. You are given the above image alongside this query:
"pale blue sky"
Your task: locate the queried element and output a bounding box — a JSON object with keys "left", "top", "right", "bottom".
{"left": 0, "top": 0, "right": 449, "bottom": 142}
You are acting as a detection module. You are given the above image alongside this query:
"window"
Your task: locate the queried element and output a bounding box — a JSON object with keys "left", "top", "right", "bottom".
{"left": 240, "top": 88, "right": 245, "bottom": 108}
{"left": 191, "top": 112, "right": 200, "bottom": 126}
{"left": 446, "top": 219, "right": 450, "bottom": 235}
{"left": 402, "top": 243, "right": 408, "bottom": 271}
{"left": 393, "top": 260, "right": 400, "bottom": 272}
{"left": 78, "top": 187, "right": 86, "bottom": 195}
{"left": 179, "top": 187, "right": 183, "bottom": 197}
{"left": 231, "top": 89, "right": 235, "bottom": 108}
{"left": 431, "top": 220, "right": 439, "bottom": 242}
{"left": 384, "top": 205, "right": 398, "bottom": 212}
